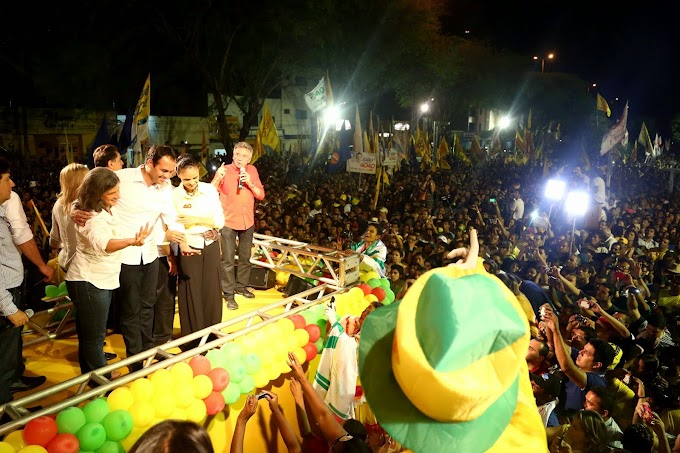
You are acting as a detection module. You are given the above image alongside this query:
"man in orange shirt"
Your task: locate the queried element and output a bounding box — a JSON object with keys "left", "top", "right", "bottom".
{"left": 212, "top": 142, "right": 265, "bottom": 309}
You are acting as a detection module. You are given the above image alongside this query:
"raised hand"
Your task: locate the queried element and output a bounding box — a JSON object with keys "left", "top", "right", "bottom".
{"left": 447, "top": 228, "right": 479, "bottom": 269}
{"left": 132, "top": 222, "right": 153, "bottom": 246}
{"left": 287, "top": 351, "right": 305, "bottom": 380}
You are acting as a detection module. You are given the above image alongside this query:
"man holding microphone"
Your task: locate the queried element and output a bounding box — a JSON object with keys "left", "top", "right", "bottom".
{"left": 212, "top": 142, "right": 265, "bottom": 310}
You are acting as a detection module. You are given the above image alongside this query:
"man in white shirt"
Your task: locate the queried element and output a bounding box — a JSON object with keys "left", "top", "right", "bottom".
{"left": 73, "top": 145, "right": 183, "bottom": 371}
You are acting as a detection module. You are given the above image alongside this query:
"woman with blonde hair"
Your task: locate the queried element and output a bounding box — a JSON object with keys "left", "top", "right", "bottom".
{"left": 547, "top": 410, "right": 610, "bottom": 453}
{"left": 50, "top": 163, "right": 89, "bottom": 271}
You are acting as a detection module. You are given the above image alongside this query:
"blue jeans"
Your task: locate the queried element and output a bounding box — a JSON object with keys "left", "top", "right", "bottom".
{"left": 66, "top": 281, "right": 111, "bottom": 374}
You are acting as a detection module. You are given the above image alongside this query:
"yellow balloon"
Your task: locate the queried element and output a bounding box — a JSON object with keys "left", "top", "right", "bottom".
{"left": 129, "top": 401, "right": 154, "bottom": 428}
{"left": 170, "top": 362, "right": 194, "bottom": 384}
{"left": 121, "top": 427, "right": 145, "bottom": 451}
{"left": 277, "top": 318, "right": 295, "bottom": 336}
{"left": 252, "top": 369, "right": 269, "bottom": 389}
{"left": 293, "top": 347, "right": 307, "bottom": 364}
{"left": 364, "top": 294, "right": 379, "bottom": 303}
{"left": 149, "top": 368, "right": 174, "bottom": 391}
{"left": 0, "top": 442, "right": 15, "bottom": 453}
{"left": 265, "top": 364, "right": 280, "bottom": 382}
{"left": 186, "top": 399, "right": 207, "bottom": 424}
{"left": 192, "top": 375, "right": 213, "bottom": 400}
{"left": 294, "top": 329, "right": 310, "bottom": 348}
{"left": 279, "top": 361, "right": 292, "bottom": 375}
{"left": 174, "top": 383, "right": 194, "bottom": 409}
{"left": 349, "top": 287, "right": 364, "bottom": 302}
{"left": 258, "top": 349, "right": 274, "bottom": 367}
{"left": 151, "top": 392, "right": 176, "bottom": 419}
{"left": 107, "top": 387, "right": 134, "bottom": 411}
{"left": 3, "top": 431, "right": 25, "bottom": 451}
{"left": 170, "top": 408, "right": 187, "bottom": 420}
{"left": 19, "top": 446, "right": 48, "bottom": 453}
{"left": 130, "top": 378, "right": 155, "bottom": 402}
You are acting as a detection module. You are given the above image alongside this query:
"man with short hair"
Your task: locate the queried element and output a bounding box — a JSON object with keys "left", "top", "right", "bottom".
{"left": 93, "top": 144, "right": 124, "bottom": 171}
{"left": 0, "top": 158, "right": 38, "bottom": 405}
{"left": 526, "top": 338, "right": 551, "bottom": 375}
{"left": 73, "top": 145, "right": 184, "bottom": 371}
{"left": 212, "top": 142, "right": 265, "bottom": 310}
{"left": 584, "top": 386, "right": 623, "bottom": 448}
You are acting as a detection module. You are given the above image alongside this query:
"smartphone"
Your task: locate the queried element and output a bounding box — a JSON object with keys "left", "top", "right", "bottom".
{"left": 256, "top": 392, "right": 268, "bottom": 400}
{"left": 579, "top": 300, "right": 590, "bottom": 310}
{"left": 622, "top": 373, "right": 631, "bottom": 385}
{"left": 489, "top": 198, "right": 496, "bottom": 203}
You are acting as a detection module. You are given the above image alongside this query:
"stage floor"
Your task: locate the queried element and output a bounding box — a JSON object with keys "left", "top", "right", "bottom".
{"left": 17, "top": 286, "right": 289, "bottom": 409}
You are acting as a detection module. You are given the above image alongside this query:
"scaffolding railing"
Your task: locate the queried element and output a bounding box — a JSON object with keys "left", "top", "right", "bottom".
{"left": 22, "top": 296, "right": 76, "bottom": 347}
{"left": 1, "top": 284, "right": 344, "bottom": 435}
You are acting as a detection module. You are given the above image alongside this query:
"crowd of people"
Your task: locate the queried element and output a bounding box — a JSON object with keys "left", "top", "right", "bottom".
{"left": 3, "top": 141, "right": 680, "bottom": 452}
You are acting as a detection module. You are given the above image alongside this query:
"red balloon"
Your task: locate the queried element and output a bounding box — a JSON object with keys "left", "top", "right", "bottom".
{"left": 204, "top": 391, "right": 226, "bottom": 416}
{"left": 303, "top": 342, "right": 318, "bottom": 362}
{"left": 189, "top": 355, "right": 212, "bottom": 376}
{"left": 46, "top": 433, "right": 79, "bottom": 453}
{"left": 208, "top": 367, "right": 230, "bottom": 392}
{"left": 288, "top": 314, "right": 306, "bottom": 330}
{"left": 371, "top": 287, "right": 386, "bottom": 302}
{"left": 23, "top": 415, "right": 58, "bottom": 447}
{"left": 358, "top": 284, "right": 372, "bottom": 296}
{"left": 304, "top": 324, "right": 321, "bottom": 343}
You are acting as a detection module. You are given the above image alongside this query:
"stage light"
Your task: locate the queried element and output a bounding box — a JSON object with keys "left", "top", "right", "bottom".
{"left": 544, "top": 179, "right": 566, "bottom": 201}
{"left": 565, "top": 191, "right": 589, "bottom": 217}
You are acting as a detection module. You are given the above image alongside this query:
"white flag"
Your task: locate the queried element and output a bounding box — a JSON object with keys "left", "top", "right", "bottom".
{"left": 304, "top": 77, "right": 327, "bottom": 112}
{"left": 353, "top": 105, "right": 363, "bottom": 155}
{"left": 600, "top": 101, "right": 628, "bottom": 155}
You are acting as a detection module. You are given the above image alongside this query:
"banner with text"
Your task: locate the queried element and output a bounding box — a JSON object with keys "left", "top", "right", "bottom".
{"left": 347, "top": 153, "right": 377, "bottom": 174}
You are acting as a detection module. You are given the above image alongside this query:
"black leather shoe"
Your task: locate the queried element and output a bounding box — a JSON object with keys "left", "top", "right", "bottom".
{"left": 10, "top": 375, "right": 47, "bottom": 393}
{"left": 105, "top": 352, "right": 117, "bottom": 361}
{"left": 224, "top": 296, "right": 239, "bottom": 310}
{"left": 235, "top": 288, "right": 255, "bottom": 299}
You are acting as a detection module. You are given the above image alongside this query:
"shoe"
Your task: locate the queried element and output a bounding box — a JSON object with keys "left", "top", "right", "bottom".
{"left": 105, "top": 352, "right": 117, "bottom": 361}
{"left": 225, "top": 297, "right": 239, "bottom": 310}
{"left": 235, "top": 288, "right": 255, "bottom": 299}
{"left": 10, "top": 375, "right": 47, "bottom": 394}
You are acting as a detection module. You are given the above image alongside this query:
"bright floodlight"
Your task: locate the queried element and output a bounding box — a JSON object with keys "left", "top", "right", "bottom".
{"left": 498, "top": 116, "right": 512, "bottom": 129}
{"left": 420, "top": 103, "right": 430, "bottom": 113}
{"left": 324, "top": 106, "right": 340, "bottom": 125}
{"left": 565, "top": 191, "right": 589, "bottom": 216}
{"left": 544, "top": 179, "right": 566, "bottom": 201}
{"left": 531, "top": 210, "right": 538, "bottom": 219}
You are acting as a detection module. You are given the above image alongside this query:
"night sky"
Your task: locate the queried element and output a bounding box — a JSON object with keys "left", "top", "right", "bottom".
{"left": 2, "top": 2, "right": 677, "bottom": 127}
{"left": 443, "top": 1, "right": 678, "bottom": 124}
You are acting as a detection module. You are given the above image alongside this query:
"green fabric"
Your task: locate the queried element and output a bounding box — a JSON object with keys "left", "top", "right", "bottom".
{"left": 359, "top": 301, "right": 518, "bottom": 453}
{"left": 415, "top": 273, "right": 526, "bottom": 372}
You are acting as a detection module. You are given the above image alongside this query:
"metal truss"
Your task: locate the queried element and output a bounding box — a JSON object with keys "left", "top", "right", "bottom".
{"left": 1, "top": 284, "right": 344, "bottom": 435}
{"left": 22, "top": 296, "right": 76, "bottom": 347}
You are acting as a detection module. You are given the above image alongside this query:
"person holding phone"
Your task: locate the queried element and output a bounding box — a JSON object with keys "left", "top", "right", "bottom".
{"left": 344, "top": 223, "right": 387, "bottom": 278}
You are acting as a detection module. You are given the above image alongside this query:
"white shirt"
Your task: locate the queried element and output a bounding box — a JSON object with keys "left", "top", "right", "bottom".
{"left": 592, "top": 176, "right": 606, "bottom": 205}
{"left": 604, "top": 416, "right": 623, "bottom": 448}
{"left": 115, "top": 167, "right": 180, "bottom": 265}
{"left": 66, "top": 208, "right": 123, "bottom": 290}
{"left": 172, "top": 182, "right": 224, "bottom": 249}
{"left": 2, "top": 191, "right": 33, "bottom": 246}
{"left": 537, "top": 398, "right": 559, "bottom": 427}
{"left": 510, "top": 197, "right": 524, "bottom": 220}
{"left": 50, "top": 198, "right": 79, "bottom": 271}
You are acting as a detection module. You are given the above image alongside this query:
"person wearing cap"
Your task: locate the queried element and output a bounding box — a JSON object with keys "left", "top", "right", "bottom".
{"left": 530, "top": 372, "right": 562, "bottom": 427}
{"left": 358, "top": 228, "right": 548, "bottom": 452}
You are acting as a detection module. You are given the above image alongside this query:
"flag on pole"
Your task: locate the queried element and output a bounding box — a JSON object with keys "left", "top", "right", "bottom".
{"left": 515, "top": 130, "right": 525, "bottom": 152}
{"left": 596, "top": 94, "right": 611, "bottom": 117}
{"left": 654, "top": 133, "right": 663, "bottom": 158}
{"left": 87, "top": 116, "right": 111, "bottom": 168}
{"left": 409, "top": 135, "right": 420, "bottom": 173}
{"left": 259, "top": 100, "right": 280, "bottom": 154}
{"left": 328, "top": 121, "right": 351, "bottom": 173}
{"left": 131, "top": 74, "right": 151, "bottom": 154}
{"left": 201, "top": 128, "right": 208, "bottom": 165}
{"left": 527, "top": 109, "right": 532, "bottom": 130}
{"left": 353, "top": 105, "right": 364, "bottom": 155}
{"left": 637, "top": 122, "right": 654, "bottom": 158}
{"left": 630, "top": 141, "right": 638, "bottom": 164}
{"left": 437, "top": 137, "right": 450, "bottom": 169}
{"left": 304, "top": 77, "right": 329, "bottom": 112}
{"left": 470, "top": 134, "right": 485, "bottom": 161}
{"left": 453, "top": 134, "right": 469, "bottom": 163}
{"left": 600, "top": 101, "right": 628, "bottom": 155}
{"left": 326, "top": 71, "right": 333, "bottom": 108}
{"left": 490, "top": 135, "right": 501, "bottom": 158}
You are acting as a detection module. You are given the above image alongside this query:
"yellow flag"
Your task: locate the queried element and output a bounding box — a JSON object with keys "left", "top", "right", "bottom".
{"left": 252, "top": 132, "right": 264, "bottom": 164}
{"left": 259, "top": 100, "right": 280, "bottom": 153}
{"left": 454, "top": 134, "right": 470, "bottom": 163}
{"left": 437, "top": 136, "right": 450, "bottom": 169}
{"left": 470, "top": 134, "right": 484, "bottom": 161}
{"left": 363, "top": 130, "right": 371, "bottom": 154}
{"left": 382, "top": 167, "right": 390, "bottom": 186}
{"left": 596, "top": 94, "right": 611, "bottom": 117}
{"left": 131, "top": 74, "right": 151, "bottom": 153}
{"left": 527, "top": 109, "right": 532, "bottom": 130}
{"left": 638, "top": 122, "right": 653, "bottom": 154}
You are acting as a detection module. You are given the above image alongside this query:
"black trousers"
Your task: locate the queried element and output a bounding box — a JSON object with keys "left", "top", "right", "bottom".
{"left": 0, "top": 287, "right": 23, "bottom": 405}
{"left": 219, "top": 225, "right": 254, "bottom": 296}
{"left": 119, "top": 260, "right": 159, "bottom": 367}
{"left": 178, "top": 241, "right": 222, "bottom": 351}
{"left": 153, "top": 256, "right": 177, "bottom": 345}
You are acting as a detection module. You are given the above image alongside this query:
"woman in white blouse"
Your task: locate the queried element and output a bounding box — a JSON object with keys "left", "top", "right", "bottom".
{"left": 173, "top": 154, "right": 224, "bottom": 349}
{"left": 50, "top": 163, "right": 89, "bottom": 271}
{"left": 66, "top": 168, "right": 152, "bottom": 377}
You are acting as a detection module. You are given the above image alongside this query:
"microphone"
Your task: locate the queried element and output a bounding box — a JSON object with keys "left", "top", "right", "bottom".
{"left": 25, "top": 309, "right": 34, "bottom": 318}
{"left": 238, "top": 167, "right": 245, "bottom": 191}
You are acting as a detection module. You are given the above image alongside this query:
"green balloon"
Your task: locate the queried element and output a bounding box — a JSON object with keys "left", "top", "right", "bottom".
{"left": 56, "top": 406, "right": 87, "bottom": 434}
{"left": 314, "top": 337, "right": 324, "bottom": 353}
{"left": 222, "top": 382, "right": 241, "bottom": 405}
{"left": 96, "top": 440, "right": 124, "bottom": 453}
{"left": 102, "top": 410, "right": 133, "bottom": 442}
{"left": 57, "top": 281, "right": 69, "bottom": 296}
{"left": 383, "top": 288, "right": 395, "bottom": 303}
{"left": 238, "top": 375, "right": 255, "bottom": 394}
{"left": 221, "top": 343, "right": 243, "bottom": 362}
{"left": 45, "top": 284, "right": 60, "bottom": 298}
{"left": 77, "top": 422, "right": 107, "bottom": 451}
{"left": 367, "top": 278, "right": 381, "bottom": 289}
{"left": 379, "top": 278, "right": 391, "bottom": 290}
{"left": 242, "top": 353, "right": 262, "bottom": 375}
{"left": 206, "top": 349, "right": 228, "bottom": 369}
{"left": 225, "top": 359, "right": 246, "bottom": 384}
{"left": 83, "top": 398, "right": 110, "bottom": 424}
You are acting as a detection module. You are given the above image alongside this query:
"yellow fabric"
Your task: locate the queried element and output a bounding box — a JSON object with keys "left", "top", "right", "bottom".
{"left": 661, "top": 409, "right": 680, "bottom": 436}
{"left": 516, "top": 293, "right": 539, "bottom": 338}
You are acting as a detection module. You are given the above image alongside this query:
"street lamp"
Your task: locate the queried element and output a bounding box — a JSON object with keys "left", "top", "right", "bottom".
{"left": 420, "top": 102, "right": 430, "bottom": 113}
{"left": 533, "top": 53, "right": 555, "bottom": 73}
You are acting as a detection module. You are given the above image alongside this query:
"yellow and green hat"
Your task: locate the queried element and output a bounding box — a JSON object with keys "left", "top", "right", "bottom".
{"left": 358, "top": 263, "right": 547, "bottom": 452}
